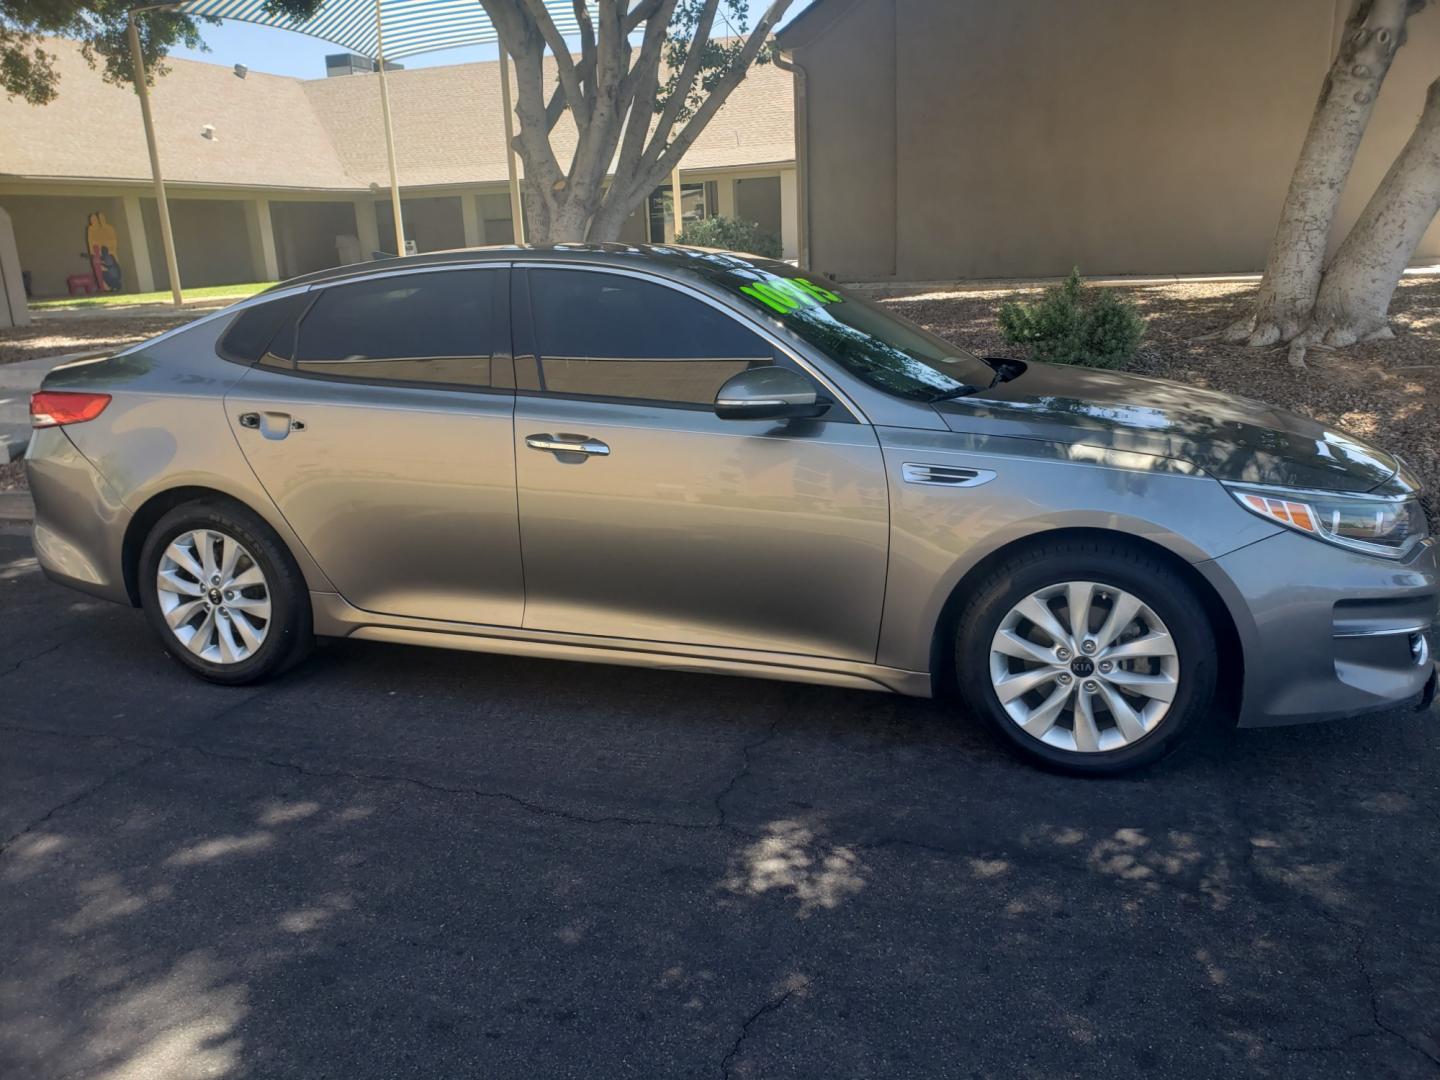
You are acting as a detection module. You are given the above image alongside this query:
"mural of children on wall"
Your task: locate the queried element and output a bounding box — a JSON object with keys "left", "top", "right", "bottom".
{"left": 84, "top": 212, "right": 123, "bottom": 293}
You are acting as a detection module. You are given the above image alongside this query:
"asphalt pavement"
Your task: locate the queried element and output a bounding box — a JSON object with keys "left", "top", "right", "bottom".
{"left": 1, "top": 523, "right": 1438, "bottom": 1079}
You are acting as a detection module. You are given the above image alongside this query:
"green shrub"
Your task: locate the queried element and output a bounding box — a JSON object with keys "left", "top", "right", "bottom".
{"left": 675, "top": 216, "right": 784, "bottom": 260}
{"left": 997, "top": 268, "right": 1146, "bottom": 368}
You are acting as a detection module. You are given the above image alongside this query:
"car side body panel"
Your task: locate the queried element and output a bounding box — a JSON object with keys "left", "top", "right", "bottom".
{"left": 226, "top": 365, "right": 525, "bottom": 626}
{"left": 40, "top": 314, "right": 336, "bottom": 598}
{"left": 512, "top": 393, "right": 890, "bottom": 660}
{"left": 872, "top": 426, "right": 1283, "bottom": 673}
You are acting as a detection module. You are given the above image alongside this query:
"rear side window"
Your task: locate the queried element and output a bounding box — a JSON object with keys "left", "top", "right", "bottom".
{"left": 217, "top": 293, "right": 309, "bottom": 365}
{"left": 288, "top": 270, "right": 499, "bottom": 387}
{"left": 525, "top": 269, "right": 775, "bottom": 406}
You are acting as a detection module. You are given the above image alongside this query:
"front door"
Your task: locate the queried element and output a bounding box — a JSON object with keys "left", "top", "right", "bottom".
{"left": 512, "top": 266, "right": 889, "bottom": 662}
{"left": 227, "top": 266, "right": 524, "bottom": 626}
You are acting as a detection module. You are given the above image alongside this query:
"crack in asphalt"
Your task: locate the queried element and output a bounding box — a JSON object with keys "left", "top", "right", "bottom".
{"left": 0, "top": 636, "right": 79, "bottom": 681}
{"left": 1335, "top": 910, "right": 1440, "bottom": 1068}
{"left": 4, "top": 717, "right": 1439, "bottom": 1068}
{"left": 713, "top": 715, "right": 784, "bottom": 827}
{"left": 719, "top": 983, "right": 803, "bottom": 1080}
{"left": 0, "top": 749, "right": 159, "bottom": 856}
{"left": 0, "top": 719, "right": 766, "bottom": 837}
{"left": 1220, "top": 784, "right": 1440, "bottom": 1069}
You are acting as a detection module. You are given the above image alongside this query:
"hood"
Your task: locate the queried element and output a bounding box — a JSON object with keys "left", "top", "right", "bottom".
{"left": 935, "top": 362, "right": 1406, "bottom": 494}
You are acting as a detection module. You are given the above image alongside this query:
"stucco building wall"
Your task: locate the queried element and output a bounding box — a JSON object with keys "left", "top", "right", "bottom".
{"left": 782, "top": 0, "right": 1440, "bottom": 281}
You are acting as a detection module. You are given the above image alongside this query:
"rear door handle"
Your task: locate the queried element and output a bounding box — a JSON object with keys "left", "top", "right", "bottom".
{"left": 525, "top": 433, "right": 610, "bottom": 457}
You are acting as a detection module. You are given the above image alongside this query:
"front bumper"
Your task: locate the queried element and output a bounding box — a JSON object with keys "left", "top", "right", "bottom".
{"left": 1200, "top": 530, "right": 1439, "bottom": 727}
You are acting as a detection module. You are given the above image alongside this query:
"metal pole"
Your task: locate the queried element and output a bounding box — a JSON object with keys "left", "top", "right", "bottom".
{"left": 499, "top": 47, "right": 525, "bottom": 245}
{"left": 128, "top": 13, "right": 182, "bottom": 305}
{"left": 671, "top": 166, "right": 684, "bottom": 242}
{"left": 375, "top": 0, "right": 406, "bottom": 256}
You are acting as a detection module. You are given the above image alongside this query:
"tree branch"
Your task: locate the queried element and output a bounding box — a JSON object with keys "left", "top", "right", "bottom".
{"left": 521, "top": 0, "right": 590, "bottom": 128}
{"left": 634, "top": 0, "right": 794, "bottom": 199}
{"left": 638, "top": 0, "right": 720, "bottom": 178}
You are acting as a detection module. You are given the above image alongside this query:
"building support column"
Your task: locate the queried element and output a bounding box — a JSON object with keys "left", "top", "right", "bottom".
{"left": 780, "top": 168, "right": 799, "bottom": 262}
{"left": 119, "top": 193, "right": 155, "bottom": 294}
{"left": 460, "top": 193, "right": 482, "bottom": 247}
{"left": 716, "top": 177, "right": 736, "bottom": 221}
{"left": 244, "top": 198, "right": 280, "bottom": 282}
{"left": 354, "top": 198, "right": 381, "bottom": 258}
{"left": 670, "top": 167, "right": 684, "bottom": 242}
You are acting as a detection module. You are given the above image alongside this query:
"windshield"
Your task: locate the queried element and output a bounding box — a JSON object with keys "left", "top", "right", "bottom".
{"left": 679, "top": 252, "right": 998, "bottom": 401}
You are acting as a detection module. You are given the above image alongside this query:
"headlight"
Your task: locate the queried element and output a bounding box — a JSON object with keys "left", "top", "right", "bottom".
{"left": 1225, "top": 483, "right": 1429, "bottom": 559}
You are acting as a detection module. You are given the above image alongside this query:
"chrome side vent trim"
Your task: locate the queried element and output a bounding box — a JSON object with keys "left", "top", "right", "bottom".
{"left": 901, "top": 463, "right": 997, "bottom": 488}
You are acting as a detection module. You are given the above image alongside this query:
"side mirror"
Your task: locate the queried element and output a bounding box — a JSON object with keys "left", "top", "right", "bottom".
{"left": 714, "top": 366, "right": 830, "bottom": 421}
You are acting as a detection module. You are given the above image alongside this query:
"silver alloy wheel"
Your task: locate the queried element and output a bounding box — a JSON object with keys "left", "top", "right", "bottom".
{"left": 988, "top": 581, "right": 1180, "bottom": 753}
{"left": 156, "top": 529, "right": 271, "bottom": 665}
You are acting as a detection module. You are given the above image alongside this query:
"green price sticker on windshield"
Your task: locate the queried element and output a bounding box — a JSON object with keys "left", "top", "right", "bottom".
{"left": 740, "top": 277, "right": 842, "bottom": 315}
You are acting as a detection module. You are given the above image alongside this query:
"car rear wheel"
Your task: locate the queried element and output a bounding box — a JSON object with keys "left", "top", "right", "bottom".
{"left": 954, "top": 540, "right": 1217, "bottom": 775}
{"left": 139, "top": 500, "right": 313, "bottom": 685}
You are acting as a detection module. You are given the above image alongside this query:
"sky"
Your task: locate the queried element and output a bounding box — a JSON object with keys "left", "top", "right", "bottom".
{"left": 170, "top": 1, "right": 816, "bottom": 80}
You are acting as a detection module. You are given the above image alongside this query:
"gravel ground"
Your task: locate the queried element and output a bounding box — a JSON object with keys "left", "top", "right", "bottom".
{"left": 881, "top": 276, "right": 1440, "bottom": 512}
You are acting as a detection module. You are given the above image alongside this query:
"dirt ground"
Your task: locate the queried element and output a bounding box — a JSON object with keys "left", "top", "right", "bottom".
{"left": 884, "top": 276, "right": 1440, "bottom": 514}
{"left": 0, "top": 310, "right": 205, "bottom": 367}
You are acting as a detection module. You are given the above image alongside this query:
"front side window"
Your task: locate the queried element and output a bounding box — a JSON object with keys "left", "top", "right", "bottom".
{"left": 525, "top": 269, "right": 776, "bottom": 406}
{"left": 286, "top": 270, "right": 498, "bottom": 387}
{"left": 673, "top": 253, "right": 1000, "bottom": 402}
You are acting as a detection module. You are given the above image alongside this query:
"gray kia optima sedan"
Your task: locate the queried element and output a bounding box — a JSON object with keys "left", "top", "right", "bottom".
{"left": 24, "top": 246, "right": 1438, "bottom": 774}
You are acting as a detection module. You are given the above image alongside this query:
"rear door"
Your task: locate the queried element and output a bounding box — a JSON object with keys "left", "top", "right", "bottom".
{"left": 225, "top": 265, "right": 524, "bottom": 626}
{"left": 510, "top": 265, "right": 890, "bottom": 661}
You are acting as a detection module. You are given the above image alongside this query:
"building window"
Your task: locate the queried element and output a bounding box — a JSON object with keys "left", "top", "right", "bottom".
{"left": 647, "top": 182, "right": 717, "bottom": 243}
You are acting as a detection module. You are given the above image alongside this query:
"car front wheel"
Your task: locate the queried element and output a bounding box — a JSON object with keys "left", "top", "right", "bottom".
{"left": 139, "top": 500, "right": 313, "bottom": 685}
{"left": 955, "top": 540, "right": 1218, "bottom": 775}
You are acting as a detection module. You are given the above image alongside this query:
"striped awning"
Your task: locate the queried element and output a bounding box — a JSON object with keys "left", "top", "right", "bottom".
{"left": 179, "top": 0, "right": 586, "bottom": 61}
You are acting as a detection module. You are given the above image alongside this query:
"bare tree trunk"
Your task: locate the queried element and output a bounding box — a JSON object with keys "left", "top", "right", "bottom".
{"left": 1226, "top": 0, "right": 1417, "bottom": 346}
{"left": 1289, "top": 75, "right": 1440, "bottom": 362}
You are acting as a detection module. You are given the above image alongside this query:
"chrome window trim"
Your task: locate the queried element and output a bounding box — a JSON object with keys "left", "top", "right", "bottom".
{"left": 512, "top": 260, "right": 871, "bottom": 426}
{"left": 113, "top": 281, "right": 316, "bottom": 358}
{"left": 300, "top": 261, "right": 511, "bottom": 292}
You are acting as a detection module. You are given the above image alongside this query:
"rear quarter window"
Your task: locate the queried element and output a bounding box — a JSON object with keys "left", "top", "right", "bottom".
{"left": 216, "top": 293, "right": 310, "bottom": 365}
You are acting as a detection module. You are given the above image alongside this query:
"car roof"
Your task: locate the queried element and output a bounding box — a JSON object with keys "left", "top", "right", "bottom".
{"left": 264, "top": 244, "right": 791, "bottom": 293}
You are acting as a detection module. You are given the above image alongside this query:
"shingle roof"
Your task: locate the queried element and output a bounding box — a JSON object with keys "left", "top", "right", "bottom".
{"left": 0, "top": 38, "right": 795, "bottom": 191}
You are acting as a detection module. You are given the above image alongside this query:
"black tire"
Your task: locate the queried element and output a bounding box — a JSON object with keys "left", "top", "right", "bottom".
{"left": 139, "top": 499, "right": 313, "bottom": 685}
{"left": 954, "top": 539, "right": 1217, "bottom": 776}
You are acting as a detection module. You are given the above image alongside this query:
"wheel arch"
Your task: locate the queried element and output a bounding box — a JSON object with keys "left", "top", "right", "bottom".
{"left": 120, "top": 485, "right": 328, "bottom": 606}
{"left": 927, "top": 526, "right": 1244, "bottom": 718}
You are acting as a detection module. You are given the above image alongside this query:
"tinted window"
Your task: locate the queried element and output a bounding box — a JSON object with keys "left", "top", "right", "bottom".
{"left": 526, "top": 269, "right": 774, "bottom": 406}
{"left": 634, "top": 250, "right": 1003, "bottom": 402}
{"left": 217, "top": 293, "right": 308, "bottom": 365}
{"left": 291, "top": 270, "right": 497, "bottom": 387}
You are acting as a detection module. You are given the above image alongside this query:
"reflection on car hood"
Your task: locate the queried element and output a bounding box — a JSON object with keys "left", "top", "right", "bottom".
{"left": 935, "top": 362, "right": 1408, "bottom": 494}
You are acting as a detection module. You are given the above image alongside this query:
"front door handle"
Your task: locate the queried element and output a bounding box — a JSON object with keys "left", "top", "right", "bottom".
{"left": 238, "top": 411, "right": 304, "bottom": 440}
{"left": 525, "top": 433, "right": 610, "bottom": 457}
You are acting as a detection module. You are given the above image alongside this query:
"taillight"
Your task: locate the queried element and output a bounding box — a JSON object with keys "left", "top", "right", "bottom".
{"left": 30, "top": 391, "right": 111, "bottom": 429}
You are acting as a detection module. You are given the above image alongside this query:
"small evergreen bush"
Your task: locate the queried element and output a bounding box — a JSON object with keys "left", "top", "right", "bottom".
{"left": 997, "top": 268, "right": 1146, "bottom": 368}
{"left": 675, "top": 216, "right": 784, "bottom": 260}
